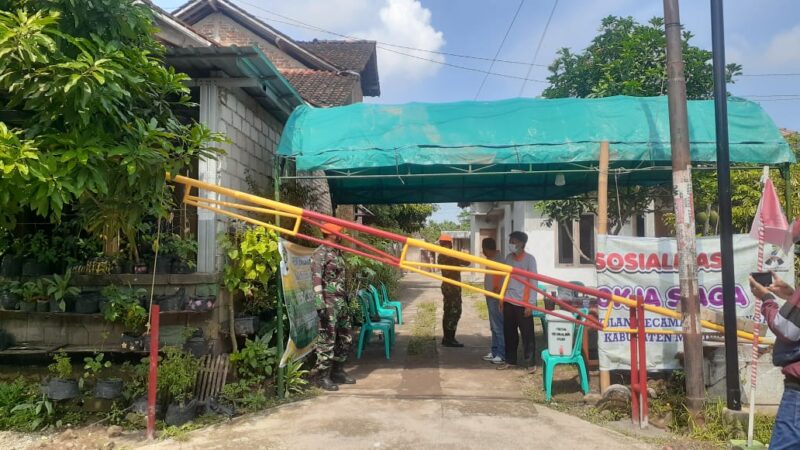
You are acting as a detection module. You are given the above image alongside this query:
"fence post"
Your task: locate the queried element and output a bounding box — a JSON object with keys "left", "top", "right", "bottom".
{"left": 146, "top": 304, "right": 160, "bottom": 440}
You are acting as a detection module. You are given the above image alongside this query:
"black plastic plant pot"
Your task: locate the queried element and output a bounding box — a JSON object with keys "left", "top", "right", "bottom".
{"left": 171, "top": 260, "right": 194, "bottom": 274}
{"left": 155, "top": 255, "right": 174, "bottom": 274}
{"left": 19, "top": 301, "right": 36, "bottom": 313}
{"left": 185, "top": 296, "right": 216, "bottom": 312}
{"left": 158, "top": 294, "right": 183, "bottom": 312}
{"left": 94, "top": 379, "right": 124, "bottom": 399}
{"left": 234, "top": 317, "right": 259, "bottom": 336}
{"left": 49, "top": 298, "right": 65, "bottom": 313}
{"left": 36, "top": 299, "right": 49, "bottom": 313}
{"left": 45, "top": 378, "right": 80, "bottom": 401}
{"left": 0, "top": 255, "right": 22, "bottom": 277}
{"left": 183, "top": 336, "right": 207, "bottom": 357}
{"left": 165, "top": 399, "right": 197, "bottom": 426}
{"left": 121, "top": 333, "right": 145, "bottom": 352}
{"left": 21, "top": 259, "right": 50, "bottom": 277}
{"left": 0, "top": 292, "right": 19, "bottom": 310}
{"left": 75, "top": 295, "right": 99, "bottom": 314}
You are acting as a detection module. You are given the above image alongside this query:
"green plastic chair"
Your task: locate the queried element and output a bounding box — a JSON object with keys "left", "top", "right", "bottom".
{"left": 356, "top": 290, "right": 393, "bottom": 359}
{"left": 378, "top": 282, "right": 403, "bottom": 324}
{"left": 541, "top": 309, "right": 589, "bottom": 402}
{"left": 531, "top": 282, "right": 548, "bottom": 335}
{"left": 368, "top": 285, "right": 399, "bottom": 325}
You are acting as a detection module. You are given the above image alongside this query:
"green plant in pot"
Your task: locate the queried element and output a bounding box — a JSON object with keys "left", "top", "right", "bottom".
{"left": 82, "top": 353, "right": 123, "bottom": 399}
{"left": 0, "top": 280, "right": 20, "bottom": 310}
{"left": 19, "top": 280, "right": 48, "bottom": 312}
{"left": 0, "top": 238, "right": 25, "bottom": 277}
{"left": 102, "top": 285, "right": 148, "bottom": 350}
{"left": 21, "top": 231, "right": 56, "bottom": 277}
{"left": 160, "top": 233, "right": 197, "bottom": 274}
{"left": 45, "top": 351, "right": 79, "bottom": 400}
{"left": 159, "top": 347, "right": 200, "bottom": 426}
{"left": 44, "top": 270, "right": 80, "bottom": 313}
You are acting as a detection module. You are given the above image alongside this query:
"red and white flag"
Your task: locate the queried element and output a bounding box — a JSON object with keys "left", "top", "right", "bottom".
{"left": 749, "top": 178, "right": 792, "bottom": 253}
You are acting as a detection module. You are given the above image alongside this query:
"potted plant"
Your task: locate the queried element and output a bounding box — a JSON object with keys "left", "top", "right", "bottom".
{"left": 102, "top": 285, "right": 148, "bottom": 350}
{"left": 159, "top": 347, "right": 200, "bottom": 426}
{"left": 0, "top": 280, "right": 20, "bottom": 310}
{"left": 186, "top": 284, "right": 217, "bottom": 312}
{"left": 75, "top": 290, "right": 102, "bottom": 314}
{"left": 44, "top": 270, "right": 81, "bottom": 313}
{"left": 168, "top": 234, "right": 197, "bottom": 274}
{"left": 45, "top": 351, "right": 79, "bottom": 400}
{"left": 21, "top": 231, "right": 55, "bottom": 277}
{"left": 182, "top": 328, "right": 207, "bottom": 357}
{"left": 82, "top": 353, "right": 123, "bottom": 399}
{"left": 18, "top": 281, "right": 39, "bottom": 312}
{"left": 0, "top": 239, "right": 25, "bottom": 277}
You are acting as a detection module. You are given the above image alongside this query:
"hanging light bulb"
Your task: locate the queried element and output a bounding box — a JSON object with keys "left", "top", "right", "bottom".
{"left": 554, "top": 173, "right": 566, "bottom": 186}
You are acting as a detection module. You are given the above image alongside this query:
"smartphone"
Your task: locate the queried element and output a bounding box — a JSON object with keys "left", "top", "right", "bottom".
{"left": 751, "top": 271, "right": 773, "bottom": 287}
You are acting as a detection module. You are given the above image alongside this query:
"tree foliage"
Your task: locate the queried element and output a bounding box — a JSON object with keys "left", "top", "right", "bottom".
{"left": 0, "top": 0, "right": 223, "bottom": 255}
{"left": 540, "top": 15, "right": 742, "bottom": 236}
{"left": 363, "top": 204, "right": 437, "bottom": 234}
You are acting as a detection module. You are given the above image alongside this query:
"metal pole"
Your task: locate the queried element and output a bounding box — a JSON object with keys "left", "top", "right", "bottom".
{"left": 710, "top": 0, "right": 741, "bottom": 411}
{"left": 275, "top": 158, "right": 286, "bottom": 399}
{"left": 146, "top": 304, "right": 160, "bottom": 440}
{"left": 629, "top": 305, "right": 640, "bottom": 426}
{"left": 663, "top": 0, "right": 706, "bottom": 414}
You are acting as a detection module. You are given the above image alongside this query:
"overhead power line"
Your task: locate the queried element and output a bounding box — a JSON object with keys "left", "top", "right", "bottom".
{"left": 232, "top": 0, "right": 800, "bottom": 82}
{"left": 377, "top": 45, "right": 548, "bottom": 84}
{"left": 519, "top": 0, "right": 559, "bottom": 96}
{"left": 474, "top": 0, "right": 527, "bottom": 100}
{"left": 234, "top": 0, "right": 548, "bottom": 68}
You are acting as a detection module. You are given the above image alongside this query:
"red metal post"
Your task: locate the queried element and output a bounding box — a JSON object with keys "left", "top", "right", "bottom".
{"left": 146, "top": 304, "right": 160, "bottom": 440}
{"left": 637, "top": 299, "right": 649, "bottom": 428}
{"left": 629, "top": 305, "right": 640, "bottom": 426}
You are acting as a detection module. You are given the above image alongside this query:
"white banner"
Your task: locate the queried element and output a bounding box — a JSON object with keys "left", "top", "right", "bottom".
{"left": 597, "top": 234, "right": 793, "bottom": 370}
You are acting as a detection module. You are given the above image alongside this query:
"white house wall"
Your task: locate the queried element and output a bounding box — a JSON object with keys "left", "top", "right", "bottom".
{"left": 197, "top": 85, "right": 284, "bottom": 273}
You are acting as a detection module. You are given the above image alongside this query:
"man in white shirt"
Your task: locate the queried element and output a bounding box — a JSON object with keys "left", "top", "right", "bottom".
{"left": 497, "top": 231, "right": 538, "bottom": 372}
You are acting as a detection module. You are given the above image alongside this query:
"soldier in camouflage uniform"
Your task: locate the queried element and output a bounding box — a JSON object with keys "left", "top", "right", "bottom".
{"left": 437, "top": 234, "right": 471, "bottom": 347}
{"left": 311, "top": 223, "right": 355, "bottom": 391}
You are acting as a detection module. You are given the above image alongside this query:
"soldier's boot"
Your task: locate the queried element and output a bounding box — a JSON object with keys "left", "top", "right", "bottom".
{"left": 318, "top": 369, "right": 339, "bottom": 391}
{"left": 331, "top": 363, "right": 356, "bottom": 384}
{"left": 441, "top": 330, "right": 464, "bottom": 348}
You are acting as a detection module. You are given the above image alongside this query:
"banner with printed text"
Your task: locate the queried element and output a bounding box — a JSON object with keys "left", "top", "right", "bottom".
{"left": 278, "top": 239, "right": 319, "bottom": 368}
{"left": 597, "top": 234, "right": 793, "bottom": 370}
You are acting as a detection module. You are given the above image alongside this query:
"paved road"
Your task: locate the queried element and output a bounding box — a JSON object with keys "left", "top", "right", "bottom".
{"left": 137, "top": 273, "right": 653, "bottom": 450}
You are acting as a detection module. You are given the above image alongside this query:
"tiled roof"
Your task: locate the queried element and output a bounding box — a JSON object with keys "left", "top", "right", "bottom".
{"left": 280, "top": 69, "right": 359, "bottom": 107}
{"left": 297, "top": 40, "right": 376, "bottom": 72}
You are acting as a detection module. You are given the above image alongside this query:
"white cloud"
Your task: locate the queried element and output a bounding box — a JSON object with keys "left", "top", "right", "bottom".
{"left": 361, "top": 0, "right": 446, "bottom": 81}
{"left": 242, "top": 0, "right": 445, "bottom": 84}
{"left": 765, "top": 25, "right": 800, "bottom": 67}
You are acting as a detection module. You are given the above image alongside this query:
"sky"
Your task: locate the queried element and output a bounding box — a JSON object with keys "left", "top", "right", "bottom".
{"left": 158, "top": 0, "right": 800, "bottom": 222}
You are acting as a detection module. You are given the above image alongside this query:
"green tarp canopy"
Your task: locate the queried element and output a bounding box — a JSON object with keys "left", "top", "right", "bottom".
{"left": 277, "top": 96, "right": 794, "bottom": 205}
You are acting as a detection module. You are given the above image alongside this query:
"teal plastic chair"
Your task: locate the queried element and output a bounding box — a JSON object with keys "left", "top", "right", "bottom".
{"left": 356, "top": 290, "right": 393, "bottom": 359}
{"left": 541, "top": 309, "right": 589, "bottom": 402}
{"left": 531, "top": 282, "right": 548, "bottom": 335}
{"left": 378, "top": 282, "right": 403, "bottom": 324}
{"left": 368, "top": 285, "right": 399, "bottom": 324}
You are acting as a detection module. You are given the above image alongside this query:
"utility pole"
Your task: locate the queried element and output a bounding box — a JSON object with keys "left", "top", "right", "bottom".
{"left": 710, "top": 0, "right": 741, "bottom": 411}
{"left": 663, "top": 0, "right": 706, "bottom": 414}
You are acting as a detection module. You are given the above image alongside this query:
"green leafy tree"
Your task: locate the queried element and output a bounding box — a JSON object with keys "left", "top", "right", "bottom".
{"left": 540, "top": 15, "right": 742, "bottom": 236}
{"left": 0, "top": 0, "right": 223, "bottom": 257}
{"left": 363, "top": 204, "right": 437, "bottom": 234}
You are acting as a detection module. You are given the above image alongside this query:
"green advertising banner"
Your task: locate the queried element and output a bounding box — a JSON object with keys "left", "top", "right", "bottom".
{"left": 278, "top": 239, "right": 319, "bottom": 368}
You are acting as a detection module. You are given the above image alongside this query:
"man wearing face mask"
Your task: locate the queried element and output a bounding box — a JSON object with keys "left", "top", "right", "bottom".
{"left": 311, "top": 223, "right": 355, "bottom": 391}
{"left": 497, "top": 231, "right": 538, "bottom": 372}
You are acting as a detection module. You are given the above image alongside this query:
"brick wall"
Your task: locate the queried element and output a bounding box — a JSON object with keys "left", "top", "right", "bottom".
{"left": 216, "top": 87, "right": 282, "bottom": 194}
{"left": 193, "top": 13, "right": 306, "bottom": 69}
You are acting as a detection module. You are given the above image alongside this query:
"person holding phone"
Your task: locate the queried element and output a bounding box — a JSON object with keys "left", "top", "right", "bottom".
{"left": 749, "top": 271, "right": 800, "bottom": 450}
